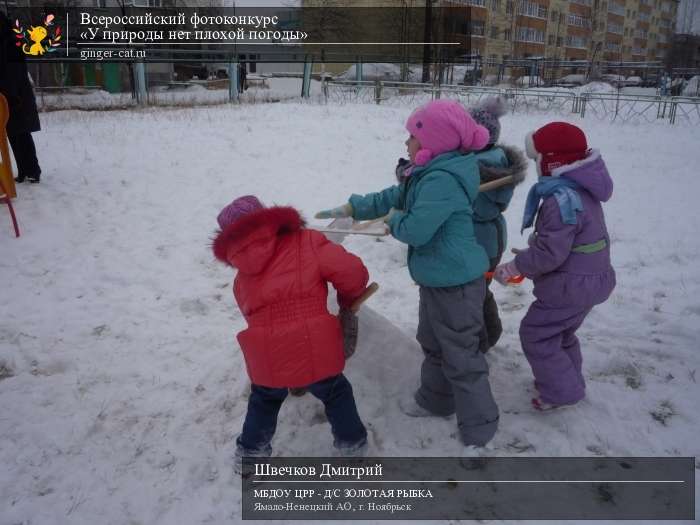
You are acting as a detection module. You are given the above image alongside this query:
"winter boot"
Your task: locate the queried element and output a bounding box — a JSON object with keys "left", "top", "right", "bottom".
{"left": 399, "top": 396, "right": 449, "bottom": 418}
{"left": 531, "top": 397, "right": 579, "bottom": 412}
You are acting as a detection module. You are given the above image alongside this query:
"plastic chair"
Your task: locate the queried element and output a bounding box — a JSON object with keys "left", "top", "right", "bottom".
{"left": 0, "top": 94, "right": 20, "bottom": 237}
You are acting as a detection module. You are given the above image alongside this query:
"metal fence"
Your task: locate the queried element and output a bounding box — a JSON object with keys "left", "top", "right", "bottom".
{"left": 323, "top": 80, "right": 700, "bottom": 125}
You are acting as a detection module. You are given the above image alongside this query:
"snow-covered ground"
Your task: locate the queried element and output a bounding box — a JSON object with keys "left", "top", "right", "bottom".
{"left": 1, "top": 102, "right": 699, "bottom": 524}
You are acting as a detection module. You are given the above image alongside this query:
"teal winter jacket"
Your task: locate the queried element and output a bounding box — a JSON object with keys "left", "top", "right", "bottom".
{"left": 349, "top": 152, "right": 489, "bottom": 287}
{"left": 472, "top": 145, "right": 528, "bottom": 265}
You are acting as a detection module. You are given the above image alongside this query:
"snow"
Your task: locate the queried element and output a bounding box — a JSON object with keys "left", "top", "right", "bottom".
{"left": 34, "top": 77, "right": 325, "bottom": 111}
{"left": 683, "top": 76, "right": 700, "bottom": 97}
{"left": 1, "top": 101, "right": 699, "bottom": 524}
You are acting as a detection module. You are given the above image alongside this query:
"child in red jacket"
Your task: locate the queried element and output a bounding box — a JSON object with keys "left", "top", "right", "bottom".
{"left": 213, "top": 195, "right": 370, "bottom": 465}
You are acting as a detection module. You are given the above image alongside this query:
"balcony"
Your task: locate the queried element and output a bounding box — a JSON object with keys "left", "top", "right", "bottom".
{"left": 517, "top": 1, "right": 548, "bottom": 20}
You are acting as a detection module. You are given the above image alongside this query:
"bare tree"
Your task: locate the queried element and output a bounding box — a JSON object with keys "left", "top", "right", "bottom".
{"left": 302, "top": 1, "right": 352, "bottom": 80}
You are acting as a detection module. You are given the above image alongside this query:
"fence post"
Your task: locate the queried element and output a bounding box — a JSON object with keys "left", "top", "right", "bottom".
{"left": 580, "top": 95, "right": 587, "bottom": 118}
{"left": 134, "top": 61, "right": 147, "bottom": 105}
{"left": 302, "top": 56, "right": 312, "bottom": 98}
{"left": 374, "top": 80, "right": 382, "bottom": 105}
{"left": 669, "top": 100, "right": 677, "bottom": 125}
{"left": 228, "top": 61, "right": 239, "bottom": 103}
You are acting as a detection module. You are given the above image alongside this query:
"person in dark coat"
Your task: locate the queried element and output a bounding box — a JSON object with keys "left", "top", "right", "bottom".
{"left": 0, "top": 12, "right": 42, "bottom": 183}
{"left": 238, "top": 62, "right": 247, "bottom": 94}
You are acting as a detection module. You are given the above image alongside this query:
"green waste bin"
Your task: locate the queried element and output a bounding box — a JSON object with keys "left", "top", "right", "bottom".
{"left": 103, "top": 63, "right": 122, "bottom": 93}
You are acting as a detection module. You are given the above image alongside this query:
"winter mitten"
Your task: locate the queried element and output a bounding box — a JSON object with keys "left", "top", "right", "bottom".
{"left": 395, "top": 157, "right": 412, "bottom": 183}
{"left": 338, "top": 307, "right": 359, "bottom": 359}
{"left": 493, "top": 260, "right": 520, "bottom": 286}
{"left": 383, "top": 208, "right": 400, "bottom": 224}
{"left": 315, "top": 203, "right": 353, "bottom": 220}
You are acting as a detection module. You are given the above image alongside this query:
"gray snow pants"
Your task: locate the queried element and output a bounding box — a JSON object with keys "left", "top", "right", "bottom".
{"left": 415, "top": 277, "right": 499, "bottom": 446}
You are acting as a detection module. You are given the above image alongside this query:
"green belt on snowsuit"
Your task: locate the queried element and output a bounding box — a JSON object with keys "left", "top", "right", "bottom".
{"left": 571, "top": 238, "right": 607, "bottom": 254}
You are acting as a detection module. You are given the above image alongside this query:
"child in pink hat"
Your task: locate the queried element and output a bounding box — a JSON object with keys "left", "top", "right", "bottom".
{"left": 316, "top": 100, "right": 500, "bottom": 448}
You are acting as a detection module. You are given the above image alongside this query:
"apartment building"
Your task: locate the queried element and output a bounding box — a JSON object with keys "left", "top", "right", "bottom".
{"left": 459, "top": 0, "right": 679, "bottom": 64}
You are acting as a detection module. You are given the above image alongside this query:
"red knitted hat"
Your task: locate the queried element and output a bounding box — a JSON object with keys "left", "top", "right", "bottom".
{"left": 525, "top": 122, "right": 589, "bottom": 177}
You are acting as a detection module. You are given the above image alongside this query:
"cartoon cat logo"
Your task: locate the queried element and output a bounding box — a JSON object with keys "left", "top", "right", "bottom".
{"left": 13, "top": 14, "right": 62, "bottom": 56}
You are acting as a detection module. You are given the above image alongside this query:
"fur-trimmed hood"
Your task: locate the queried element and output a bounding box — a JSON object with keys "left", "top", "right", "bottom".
{"left": 212, "top": 206, "right": 305, "bottom": 274}
{"left": 477, "top": 144, "right": 528, "bottom": 185}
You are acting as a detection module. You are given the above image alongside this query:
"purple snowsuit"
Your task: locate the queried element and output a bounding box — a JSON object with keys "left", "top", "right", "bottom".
{"left": 514, "top": 150, "right": 616, "bottom": 405}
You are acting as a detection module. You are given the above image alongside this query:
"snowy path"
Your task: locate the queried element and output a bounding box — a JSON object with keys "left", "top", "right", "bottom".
{"left": 1, "top": 103, "right": 699, "bottom": 524}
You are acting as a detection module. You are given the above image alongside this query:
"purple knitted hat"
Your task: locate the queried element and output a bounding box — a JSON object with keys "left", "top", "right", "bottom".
{"left": 468, "top": 96, "right": 508, "bottom": 147}
{"left": 217, "top": 195, "right": 264, "bottom": 229}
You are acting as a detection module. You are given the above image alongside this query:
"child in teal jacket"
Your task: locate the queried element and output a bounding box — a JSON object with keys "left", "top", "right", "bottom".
{"left": 469, "top": 97, "right": 527, "bottom": 351}
{"left": 316, "top": 100, "right": 500, "bottom": 447}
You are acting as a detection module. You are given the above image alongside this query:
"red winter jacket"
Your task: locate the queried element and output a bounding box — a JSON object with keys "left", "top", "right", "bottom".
{"left": 213, "top": 206, "right": 369, "bottom": 388}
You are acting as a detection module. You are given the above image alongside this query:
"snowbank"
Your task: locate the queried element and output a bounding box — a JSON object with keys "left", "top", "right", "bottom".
{"left": 682, "top": 75, "right": 700, "bottom": 97}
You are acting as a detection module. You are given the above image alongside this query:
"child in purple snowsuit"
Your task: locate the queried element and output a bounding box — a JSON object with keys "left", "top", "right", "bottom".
{"left": 494, "top": 122, "right": 616, "bottom": 410}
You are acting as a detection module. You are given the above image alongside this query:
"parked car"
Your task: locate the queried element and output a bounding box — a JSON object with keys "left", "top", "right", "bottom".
{"left": 555, "top": 74, "right": 586, "bottom": 87}
{"left": 515, "top": 75, "right": 545, "bottom": 87}
{"left": 600, "top": 74, "right": 626, "bottom": 88}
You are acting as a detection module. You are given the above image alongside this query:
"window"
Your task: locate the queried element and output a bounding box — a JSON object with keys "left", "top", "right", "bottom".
{"left": 608, "top": 2, "right": 625, "bottom": 16}
{"left": 634, "top": 28, "right": 648, "bottom": 38}
{"left": 549, "top": 34, "right": 555, "bottom": 45}
{"left": 608, "top": 21, "right": 623, "bottom": 34}
{"left": 568, "top": 14, "right": 591, "bottom": 28}
{"left": 491, "top": 26, "right": 499, "bottom": 38}
{"left": 471, "top": 20, "right": 486, "bottom": 36}
{"left": 605, "top": 41, "right": 621, "bottom": 52}
{"left": 504, "top": 29, "right": 512, "bottom": 40}
{"left": 658, "top": 33, "right": 668, "bottom": 43}
{"left": 661, "top": 1, "right": 672, "bottom": 13}
{"left": 129, "top": 0, "right": 163, "bottom": 6}
{"left": 571, "top": 0, "right": 592, "bottom": 5}
{"left": 506, "top": 0, "right": 513, "bottom": 14}
{"left": 517, "top": 1, "right": 547, "bottom": 19}
{"left": 468, "top": 0, "right": 486, "bottom": 6}
{"left": 659, "top": 18, "right": 671, "bottom": 28}
{"left": 516, "top": 26, "right": 545, "bottom": 43}
{"left": 565, "top": 35, "right": 588, "bottom": 48}
{"left": 557, "top": 36, "right": 563, "bottom": 46}
{"left": 491, "top": 0, "right": 501, "bottom": 9}
{"left": 551, "top": 10, "right": 558, "bottom": 21}
{"left": 638, "top": 11, "right": 650, "bottom": 22}
{"left": 632, "top": 46, "right": 646, "bottom": 55}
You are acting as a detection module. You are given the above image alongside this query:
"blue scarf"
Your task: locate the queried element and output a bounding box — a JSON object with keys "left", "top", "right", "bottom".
{"left": 521, "top": 176, "right": 583, "bottom": 233}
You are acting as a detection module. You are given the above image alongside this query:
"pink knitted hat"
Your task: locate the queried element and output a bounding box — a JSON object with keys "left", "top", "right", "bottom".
{"left": 217, "top": 195, "right": 264, "bottom": 229}
{"left": 406, "top": 99, "right": 490, "bottom": 166}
